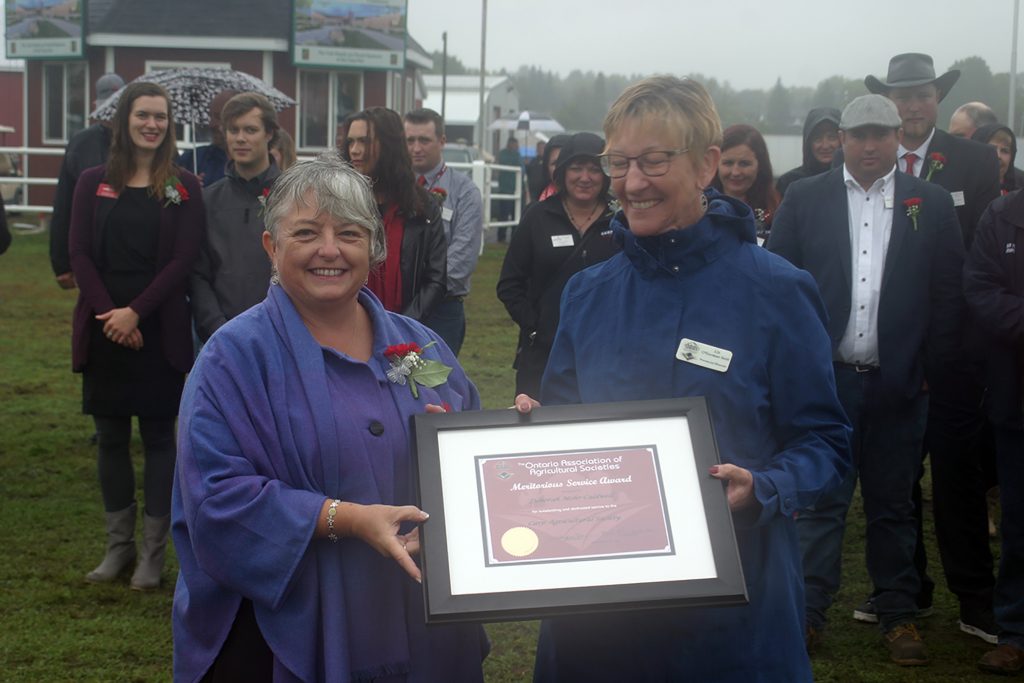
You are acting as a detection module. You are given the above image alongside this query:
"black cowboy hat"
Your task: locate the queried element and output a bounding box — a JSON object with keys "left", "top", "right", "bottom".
{"left": 864, "top": 53, "right": 960, "bottom": 101}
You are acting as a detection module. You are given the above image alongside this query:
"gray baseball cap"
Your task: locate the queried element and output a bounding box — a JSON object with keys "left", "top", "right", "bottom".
{"left": 95, "top": 73, "right": 125, "bottom": 103}
{"left": 839, "top": 94, "right": 902, "bottom": 130}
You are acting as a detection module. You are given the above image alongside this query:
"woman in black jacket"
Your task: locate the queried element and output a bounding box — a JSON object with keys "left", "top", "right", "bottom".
{"left": 497, "top": 132, "right": 619, "bottom": 398}
{"left": 963, "top": 190, "right": 1024, "bottom": 674}
{"left": 339, "top": 107, "right": 446, "bottom": 322}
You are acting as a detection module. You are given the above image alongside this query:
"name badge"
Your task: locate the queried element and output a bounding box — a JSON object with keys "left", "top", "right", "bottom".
{"left": 883, "top": 196, "right": 894, "bottom": 209}
{"left": 441, "top": 206, "right": 453, "bottom": 222}
{"left": 96, "top": 183, "right": 119, "bottom": 199}
{"left": 950, "top": 190, "right": 965, "bottom": 207}
{"left": 551, "top": 234, "right": 574, "bottom": 248}
{"left": 676, "top": 338, "right": 733, "bottom": 372}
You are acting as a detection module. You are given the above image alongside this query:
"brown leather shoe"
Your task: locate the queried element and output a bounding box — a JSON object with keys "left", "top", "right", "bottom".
{"left": 805, "top": 624, "right": 823, "bottom": 655}
{"left": 884, "top": 623, "right": 929, "bottom": 666}
{"left": 978, "top": 644, "right": 1024, "bottom": 675}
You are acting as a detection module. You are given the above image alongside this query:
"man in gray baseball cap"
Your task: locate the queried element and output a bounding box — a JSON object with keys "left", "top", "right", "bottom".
{"left": 769, "top": 92, "right": 965, "bottom": 667}
{"left": 93, "top": 73, "right": 124, "bottom": 107}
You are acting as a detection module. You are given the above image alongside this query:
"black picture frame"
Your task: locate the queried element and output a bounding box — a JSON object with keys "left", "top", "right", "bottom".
{"left": 412, "top": 397, "right": 747, "bottom": 624}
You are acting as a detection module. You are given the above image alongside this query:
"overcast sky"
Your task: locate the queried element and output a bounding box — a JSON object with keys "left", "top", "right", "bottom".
{"left": 407, "top": 0, "right": 1022, "bottom": 90}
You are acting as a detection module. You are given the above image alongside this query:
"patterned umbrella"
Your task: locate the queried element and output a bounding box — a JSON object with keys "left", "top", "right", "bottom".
{"left": 89, "top": 67, "right": 296, "bottom": 125}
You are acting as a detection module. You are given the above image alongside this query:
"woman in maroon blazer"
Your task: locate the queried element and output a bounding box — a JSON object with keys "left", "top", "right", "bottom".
{"left": 69, "top": 81, "right": 205, "bottom": 591}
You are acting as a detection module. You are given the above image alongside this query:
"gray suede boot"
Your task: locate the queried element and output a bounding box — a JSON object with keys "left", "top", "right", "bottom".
{"left": 130, "top": 513, "right": 170, "bottom": 591}
{"left": 85, "top": 502, "right": 137, "bottom": 583}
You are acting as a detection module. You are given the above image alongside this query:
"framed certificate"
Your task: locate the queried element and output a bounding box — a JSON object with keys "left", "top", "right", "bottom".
{"left": 412, "top": 397, "right": 747, "bottom": 623}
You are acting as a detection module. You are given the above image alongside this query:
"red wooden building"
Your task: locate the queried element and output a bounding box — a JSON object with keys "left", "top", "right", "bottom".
{"left": 21, "top": 0, "right": 432, "bottom": 206}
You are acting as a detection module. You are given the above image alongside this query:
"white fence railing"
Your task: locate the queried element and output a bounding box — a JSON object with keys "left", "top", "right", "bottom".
{"left": 1, "top": 145, "right": 525, "bottom": 240}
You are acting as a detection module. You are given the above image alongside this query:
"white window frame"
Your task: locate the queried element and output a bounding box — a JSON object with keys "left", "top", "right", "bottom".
{"left": 388, "top": 72, "right": 401, "bottom": 112}
{"left": 404, "top": 76, "right": 414, "bottom": 113}
{"left": 42, "top": 61, "right": 89, "bottom": 145}
{"left": 296, "top": 69, "right": 363, "bottom": 153}
{"left": 145, "top": 59, "right": 232, "bottom": 72}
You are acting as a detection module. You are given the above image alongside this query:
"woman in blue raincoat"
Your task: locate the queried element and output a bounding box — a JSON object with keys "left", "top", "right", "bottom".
{"left": 519, "top": 76, "right": 852, "bottom": 683}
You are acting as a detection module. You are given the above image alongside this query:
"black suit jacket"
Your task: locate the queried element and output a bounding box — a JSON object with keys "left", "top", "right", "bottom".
{"left": 767, "top": 167, "right": 965, "bottom": 403}
{"left": 924, "top": 129, "right": 1000, "bottom": 248}
{"left": 834, "top": 129, "right": 999, "bottom": 248}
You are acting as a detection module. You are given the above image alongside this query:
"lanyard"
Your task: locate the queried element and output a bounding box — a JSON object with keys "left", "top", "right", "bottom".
{"left": 422, "top": 164, "right": 448, "bottom": 191}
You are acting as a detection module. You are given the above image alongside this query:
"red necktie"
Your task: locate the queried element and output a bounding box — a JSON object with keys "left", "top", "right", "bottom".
{"left": 904, "top": 153, "right": 919, "bottom": 176}
{"left": 417, "top": 175, "right": 427, "bottom": 187}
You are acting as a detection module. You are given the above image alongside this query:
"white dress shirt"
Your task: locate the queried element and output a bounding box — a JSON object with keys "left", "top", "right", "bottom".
{"left": 898, "top": 127, "right": 936, "bottom": 176}
{"left": 837, "top": 164, "right": 897, "bottom": 366}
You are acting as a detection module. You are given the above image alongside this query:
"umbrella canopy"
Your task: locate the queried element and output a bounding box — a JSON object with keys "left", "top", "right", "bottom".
{"left": 488, "top": 110, "right": 565, "bottom": 133}
{"left": 90, "top": 67, "right": 296, "bottom": 126}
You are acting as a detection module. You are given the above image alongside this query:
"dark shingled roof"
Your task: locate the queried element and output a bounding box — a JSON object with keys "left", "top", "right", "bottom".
{"left": 89, "top": 0, "right": 291, "bottom": 39}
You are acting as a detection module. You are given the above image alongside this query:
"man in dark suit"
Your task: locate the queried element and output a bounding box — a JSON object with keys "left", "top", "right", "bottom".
{"left": 863, "top": 53, "right": 1002, "bottom": 643}
{"left": 768, "top": 94, "right": 965, "bottom": 666}
{"left": 49, "top": 72, "right": 124, "bottom": 289}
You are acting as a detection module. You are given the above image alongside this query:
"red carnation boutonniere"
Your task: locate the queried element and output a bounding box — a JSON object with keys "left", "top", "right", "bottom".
{"left": 904, "top": 197, "right": 923, "bottom": 230}
{"left": 429, "top": 187, "right": 448, "bottom": 204}
{"left": 257, "top": 187, "right": 271, "bottom": 214}
{"left": 163, "top": 176, "right": 189, "bottom": 207}
{"left": 383, "top": 341, "right": 452, "bottom": 398}
{"left": 925, "top": 152, "right": 946, "bottom": 181}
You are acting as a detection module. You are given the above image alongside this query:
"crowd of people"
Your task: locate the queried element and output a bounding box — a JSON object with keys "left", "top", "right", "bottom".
{"left": 25, "top": 48, "right": 1024, "bottom": 680}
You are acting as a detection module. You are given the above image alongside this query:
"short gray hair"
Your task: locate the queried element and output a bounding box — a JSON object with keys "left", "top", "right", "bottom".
{"left": 954, "top": 101, "right": 998, "bottom": 128}
{"left": 264, "top": 151, "right": 385, "bottom": 267}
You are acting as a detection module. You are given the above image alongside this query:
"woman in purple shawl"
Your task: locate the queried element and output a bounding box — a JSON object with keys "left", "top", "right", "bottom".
{"left": 172, "top": 154, "right": 488, "bottom": 682}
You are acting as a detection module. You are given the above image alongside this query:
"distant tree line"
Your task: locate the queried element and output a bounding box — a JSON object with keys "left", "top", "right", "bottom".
{"left": 430, "top": 52, "right": 1024, "bottom": 135}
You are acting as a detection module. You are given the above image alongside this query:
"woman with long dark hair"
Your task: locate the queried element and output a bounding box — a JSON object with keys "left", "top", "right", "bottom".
{"left": 69, "top": 81, "right": 205, "bottom": 590}
{"left": 712, "top": 124, "right": 780, "bottom": 239}
{"left": 339, "top": 106, "right": 446, "bottom": 322}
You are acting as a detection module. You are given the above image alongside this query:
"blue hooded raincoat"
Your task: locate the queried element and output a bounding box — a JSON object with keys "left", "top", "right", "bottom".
{"left": 532, "top": 191, "right": 852, "bottom": 682}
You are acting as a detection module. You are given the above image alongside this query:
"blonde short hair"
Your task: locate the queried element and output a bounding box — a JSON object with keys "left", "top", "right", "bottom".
{"left": 603, "top": 76, "right": 722, "bottom": 162}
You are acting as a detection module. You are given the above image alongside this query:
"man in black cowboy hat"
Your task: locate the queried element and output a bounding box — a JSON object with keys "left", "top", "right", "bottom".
{"left": 853, "top": 51, "right": 1002, "bottom": 652}
{"left": 865, "top": 53, "right": 999, "bottom": 245}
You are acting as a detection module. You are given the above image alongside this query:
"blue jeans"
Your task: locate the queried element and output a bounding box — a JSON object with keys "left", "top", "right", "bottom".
{"left": 993, "top": 428, "right": 1024, "bottom": 649}
{"left": 799, "top": 365, "right": 928, "bottom": 631}
{"left": 422, "top": 297, "right": 466, "bottom": 357}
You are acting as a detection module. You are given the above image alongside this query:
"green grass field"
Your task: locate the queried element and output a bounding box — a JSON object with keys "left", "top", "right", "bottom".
{"left": 0, "top": 230, "right": 999, "bottom": 681}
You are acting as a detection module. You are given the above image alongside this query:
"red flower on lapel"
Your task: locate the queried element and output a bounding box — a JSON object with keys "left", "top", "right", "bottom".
{"left": 925, "top": 153, "right": 946, "bottom": 181}
{"left": 383, "top": 341, "right": 452, "bottom": 399}
{"left": 163, "top": 176, "right": 189, "bottom": 207}
{"left": 257, "top": 187, "right": 271, "bottom": 214}
{"left": 903, "top": 197, "right": 922, "bottom": 231}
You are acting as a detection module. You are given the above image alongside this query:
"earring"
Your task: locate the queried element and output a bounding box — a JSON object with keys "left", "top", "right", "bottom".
{"left": 699, "top": 191, "right": 708, "bottom": 214}
{"left": 270, "top": 267, "right": 280, "bottom": 286}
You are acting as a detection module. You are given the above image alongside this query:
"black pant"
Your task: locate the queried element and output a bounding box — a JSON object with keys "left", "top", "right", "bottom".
{"left": 94, "top": 415, "right": 176, "bottom": 515}
{"left": 912, "top": 377, "right": 995, "bottom": 615}
{"left": 201, "top": 600, "right": 272, "bottom": 683}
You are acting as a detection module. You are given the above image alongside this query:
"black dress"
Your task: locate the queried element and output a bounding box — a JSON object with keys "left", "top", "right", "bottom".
{"left": 82, "top": 187, "right": 185, "bottom": 417}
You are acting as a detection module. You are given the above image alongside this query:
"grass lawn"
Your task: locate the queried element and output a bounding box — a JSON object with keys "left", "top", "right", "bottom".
{"left": 0, "top": 230, "right": 1000, "bottom": 681}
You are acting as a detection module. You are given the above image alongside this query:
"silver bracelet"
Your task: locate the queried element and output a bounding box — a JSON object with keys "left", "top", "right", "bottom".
{"left": 326, "top": 499, "right": 342, "bottom": 543}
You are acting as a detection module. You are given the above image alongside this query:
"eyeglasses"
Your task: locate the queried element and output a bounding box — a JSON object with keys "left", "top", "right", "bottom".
{"left": 598, "top": 149, "right": 688, "bottom": 178}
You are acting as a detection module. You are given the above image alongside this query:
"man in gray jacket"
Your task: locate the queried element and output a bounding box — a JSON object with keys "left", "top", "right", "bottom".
{"left": 191, "top": 92, "right": 282, "bottom": 342}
